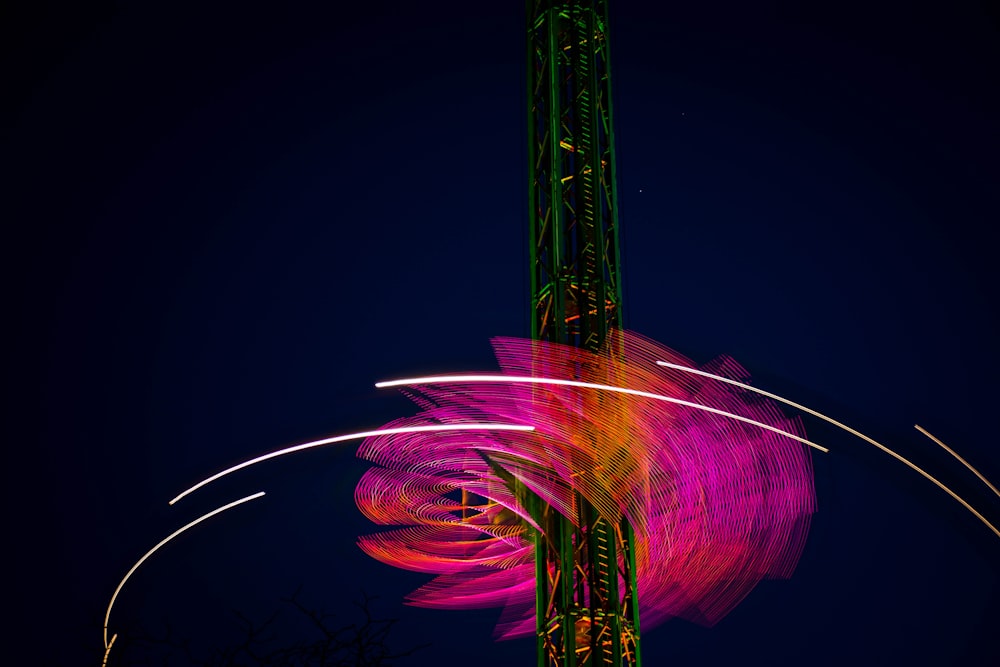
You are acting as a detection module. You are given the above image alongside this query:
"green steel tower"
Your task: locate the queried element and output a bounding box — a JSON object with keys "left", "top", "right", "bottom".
{"left": 524, "top": 1, "right": 640, "bottom": 665}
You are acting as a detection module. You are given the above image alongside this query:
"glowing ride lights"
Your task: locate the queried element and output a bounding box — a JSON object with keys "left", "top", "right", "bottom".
{"left": 106, "top": 425, "right": 537, "bottom": 666}
{"left": 356, "top": 330, "right": 1000, "bottom": 638}
{"left": 111, "top": 329, "right": 999, "bottom": 661}
{"left": 654, "top": 360, "right": 1000, "bottom": 539}
{"left": 169, "top": 424, "right": 537, "bottom": 505}
{"left": 356, "top": 332, "right": 819, "bottom": 637}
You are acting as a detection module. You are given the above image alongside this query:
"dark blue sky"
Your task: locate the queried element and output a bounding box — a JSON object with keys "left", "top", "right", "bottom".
{"left": 6, "top": 2, "right": 998, "bottom": 665}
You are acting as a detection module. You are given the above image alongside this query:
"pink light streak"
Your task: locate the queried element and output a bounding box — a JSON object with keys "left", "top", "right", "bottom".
{"left": 356, "top": 330, "right": 817, "bottom": 638}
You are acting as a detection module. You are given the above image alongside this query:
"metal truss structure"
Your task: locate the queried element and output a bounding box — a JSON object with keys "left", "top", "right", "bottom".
{"left": 523, "top": 2, "right": 640, "bottom": 665}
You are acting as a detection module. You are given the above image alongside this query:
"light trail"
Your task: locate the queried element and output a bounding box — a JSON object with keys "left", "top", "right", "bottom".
{"left": 101, "top": 633, "right": 116, "bottom": 667}
{"left": 169, "top": 424, "right": 535, "bottom": 505}
{"left": 915, "top": 424, "right": 1000, "bottom": 500}
{"left": 103, "top": 491, "right": 265, "bottom": 653}
{"left": 655, "top": 360, "right": 1000, "bottom": 540}
{"left": 374, "top": 374, "right": 830, "bottom": 453}
{"left": 369, "top": 334, "right": 818, "bottom": 635}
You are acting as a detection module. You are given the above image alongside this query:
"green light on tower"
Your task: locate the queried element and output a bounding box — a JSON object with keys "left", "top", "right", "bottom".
{"left": 524, "top": 2, "right": 639, "bottom": 665}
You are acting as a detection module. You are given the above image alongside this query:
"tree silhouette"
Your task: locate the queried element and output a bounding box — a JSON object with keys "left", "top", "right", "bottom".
{"left": 112, "top": 588, "right": 428, "bottom": 666}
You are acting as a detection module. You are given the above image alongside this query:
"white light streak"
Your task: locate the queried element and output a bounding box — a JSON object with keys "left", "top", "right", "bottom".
{"left": 655, "top": 360, "right": 1000, "bottom": 540}
{"left": 169, "top": 424, "right": 535, "bottom": 505}
{"left": 103, "top": 492, "right": 265, "bottom": 650}
{"left": 374, "top": 374, "right": 829, "bottom": 453}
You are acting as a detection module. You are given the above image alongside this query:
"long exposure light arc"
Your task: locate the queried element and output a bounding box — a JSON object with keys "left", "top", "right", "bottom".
{"left": 915, "top": 424, "right": 1000, "bottom": 500}
{"left": 100, "top": 633, "right": 116, "bottom": 667}
{"left": 656, "top": 360, "right": 1000, "bottom": 540}
{"left": 169, "top": 424, "right": 535, "bottom": 505}
{"left": 363, "top": 333, "right": 818, "bottom": 637}
{"left": 103, "top": 491, "right": 265, "bottom": 653}
{"left": 374, "top": 374, "right": 830, "bottom": 453}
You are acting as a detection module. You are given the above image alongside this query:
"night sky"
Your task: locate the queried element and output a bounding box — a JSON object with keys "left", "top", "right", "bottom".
{"left": 6, "top": 2, "right": 999, "bottom": 665}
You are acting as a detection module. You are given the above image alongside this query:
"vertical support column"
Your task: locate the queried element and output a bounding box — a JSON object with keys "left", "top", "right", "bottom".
{"left": 525, "top": 2, "right": 639, "bottom": 666}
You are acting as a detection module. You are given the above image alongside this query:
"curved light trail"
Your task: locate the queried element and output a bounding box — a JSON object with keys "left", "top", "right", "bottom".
{"left": 149, "top": 330, "right": 996, "bottom": 653}
{"left": 103, "top": 491, "right": 265, "bottom": 657}
{"left": 375, "top": 375, "right": 829, "bottom": 453}
{"left": 359, "top": 332, "right": 818, "bottom": 637}
{"left": 656, "top": 360, "right": 1000, "bottom": 539}
{"left": 915, "top": 424, "right": 1000, "bottom": 500}
{"left": 169, "top": 424, "right": 535, "bottom": 505}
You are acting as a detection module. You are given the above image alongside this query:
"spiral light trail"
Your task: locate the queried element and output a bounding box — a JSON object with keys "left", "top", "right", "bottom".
{"left": 138, "top": 329, "right": 998, "bottom": 653}
{"left": 170, "top": 424, "right": 535, "bottom": 505}
{"left": 356, "top": 331, "right": 818, "bottom": 638}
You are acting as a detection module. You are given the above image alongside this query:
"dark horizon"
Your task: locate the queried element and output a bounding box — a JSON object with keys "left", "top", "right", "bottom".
{"left": 5, "top": 2, "right": 998, "bottom": 665}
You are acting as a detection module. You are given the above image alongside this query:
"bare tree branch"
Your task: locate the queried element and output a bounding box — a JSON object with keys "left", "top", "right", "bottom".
{"left": 115, "top": 588, "right": 429, "bottom": 666}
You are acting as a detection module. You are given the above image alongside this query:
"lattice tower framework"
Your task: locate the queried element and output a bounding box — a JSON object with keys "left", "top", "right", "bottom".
{"left": 522, "top": 2, "right": 640, "bottom": 666}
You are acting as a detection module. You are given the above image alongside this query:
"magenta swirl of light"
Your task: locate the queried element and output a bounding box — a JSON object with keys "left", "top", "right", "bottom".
{"left": 355, "top": 330, "right": 816, "bottom": 638}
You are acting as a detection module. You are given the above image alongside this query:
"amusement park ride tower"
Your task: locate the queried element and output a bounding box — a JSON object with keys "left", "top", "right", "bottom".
{"left": 523, "top": 2, "right": 639, "bottom": 665}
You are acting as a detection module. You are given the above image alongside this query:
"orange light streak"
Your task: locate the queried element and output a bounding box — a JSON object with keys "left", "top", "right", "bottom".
{"left": 915, "top": 424, "right": 1000, "bottom": 500}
